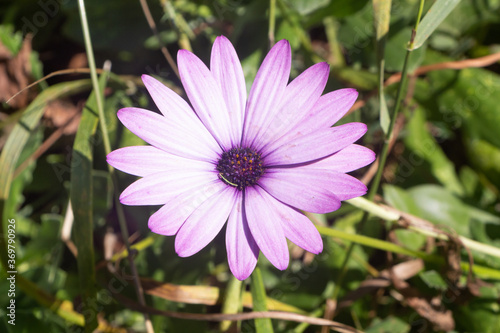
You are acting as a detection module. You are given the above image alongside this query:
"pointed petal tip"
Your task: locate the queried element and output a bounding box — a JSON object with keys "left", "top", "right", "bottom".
{"left": 175, "top": 240, "right": 193, "bottom": 257}
{"left": 231, "top": 266, "right": 254, "bottom": 281}
{"left": 276, "top": 260, "right": 289, "bottom": 271}
{"left": 215, "top": 35, "right": 230, "bottom": 43}
{"left": 310, "top": 240, "right": 324, "bottom": 255}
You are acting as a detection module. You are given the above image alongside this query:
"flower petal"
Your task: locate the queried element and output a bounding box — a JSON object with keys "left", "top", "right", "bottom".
{"left": 211, "top": 36, "right": 246, "bottom": 143}
{"left": 322, "top": 172, "right": 368, "bottom": 201}
{"left": 226, "top": 191, "right": 259, "bottom": 280}
{"left": 120, "top": 170, "right": 218, "bottom": 206}
{"left": 107, "top": 146, "right": 213, "bottom": 177}
{"left": 148, "top": 180, "right": 224, "bottom": 236}
{"left": 295, "top": 88, "right": 359, "bottom": 132}
{"left": 117, "top": 107, "right": 220, "bottom": 162}
{"left": 175, "top": 186, "right": 237, "bottom": 257}
{"left": 178, "top": 49, "right": 234, "bottom": 149}
{"left": 141, "top": 75, "right": 220, "bottom": 152}
{"left": 257, "top": 62, "right": 330, "bottom": 151}
{"left": 264, "top": 123, "right": 368, "bottom": 166}
{"left": 264, "top": 89, "right": 359, "bottom": 153}
{"left": 244, "top": 187, "right": 289, "bottom": 270}
{"left": 260, "top": 167, "right": 367, "bottom": 214}
{"left": 273, "top": 202, "right": 323, "bottom": 254}
{"left": 309, "top": 144, "right": 376, "bottom": 173}
{"left": 259, "top": 168, "right": 342, "bottom": 214}
{"left": 242, "top": 40, "right": 291, "bottom": 148}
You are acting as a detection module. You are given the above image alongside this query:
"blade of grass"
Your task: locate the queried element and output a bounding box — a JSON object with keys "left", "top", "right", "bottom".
{"left": 269, "top": 0, "right": 276, "bottom": 46}
{"left": 220, "top": 276, "right": 243, "bottom": 331}
{"left": 70, "top": 64, "right": 109, "bottom": 333}
{"left": 373, "top": 0, "right": 392, "bottom": 134}
{"left": 316, "top": 226, "right": 500, "bottom": 279}
{"left": 78, "top": 1, "right": 154, "bottom": 331}
{"left": 411, "top": 0, "right": 461, "bottom": 50}
{"left": 251, "top": 267, "right": 274, "bottom": 333}
{"left": 0, "top": 79, "right": 110, "bottom": 329}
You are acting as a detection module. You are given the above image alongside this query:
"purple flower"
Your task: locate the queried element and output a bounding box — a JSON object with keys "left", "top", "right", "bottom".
{"left": 107, "top": 36, "right": 375, "bottom": 280}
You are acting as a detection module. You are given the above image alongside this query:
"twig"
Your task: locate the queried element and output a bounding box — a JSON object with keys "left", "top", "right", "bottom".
{"left": 139, "top": 0, "right": 180, "bottom": 79}
{"left": 384, "top": 51, "right": 500, "bottom": 87}
{"left": 5, "top": 68, "right": 103, "bottom": 105}
{"left": 112, "top": 291, "right": 363, "bottom": 333}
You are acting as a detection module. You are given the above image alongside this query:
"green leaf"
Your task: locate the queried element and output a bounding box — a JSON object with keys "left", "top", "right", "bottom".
{"left": 365, "top": 316, "right": 410, "bottom": 333}
{"left": 288, "top": 0, "right": 330, "bottom": 15}
{"left": 405, "top": 107, "right": 464, "bottom": 196}
{"left": 70, "top": 73, "right": 109, "bottom": 332}
{"left": 419, "top": 270, "right": 448, "bottom": 290}
{"left": 411, "top": 0, "right": 462, "bottom": 50}
{"left": 385, "top": 185, "right": 471, "bottom": 237}
{"left": 0, "top": 80, "right": 91, "bottom": 270}
{"left": 0, "top": 80, "right": 91, "bottom": 202}
{"left": 385, "top": 27, "right": 426, "bottom": 72}
{"left": 251, "top": 267, "right": 274, "bottom": 333}
{"left": 379, "top": 91, "right": 390, "bottom": 134}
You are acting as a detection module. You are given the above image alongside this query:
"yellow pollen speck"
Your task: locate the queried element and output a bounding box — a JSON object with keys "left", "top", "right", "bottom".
{"left": 236, "top": 154, "right": 239, "bottom": 158}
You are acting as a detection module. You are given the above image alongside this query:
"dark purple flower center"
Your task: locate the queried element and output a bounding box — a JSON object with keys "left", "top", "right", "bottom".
{"left": 216, "top": 147, "right": 265, "bottom": 190}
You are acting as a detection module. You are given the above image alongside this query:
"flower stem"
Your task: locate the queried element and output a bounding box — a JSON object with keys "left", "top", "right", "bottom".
{"left": 251, "top": 267, "right": 274, "bottom": 332}
{"left": 77, "top": 1, "right": 154, "bottom": 332}
{"left": 269, "top": 0, "right": 277, "bottom": 46}
{"left": 77, "top": 0, "right": 110, "bottom": 156}
{"left": 316, "top": 226, "right": 500, "bottom": 279}
{"left": 327, "top": 0, "right": 426, "bottom": 317}
{"left": 220, "top": 275, "right": 243, "bottom": 331}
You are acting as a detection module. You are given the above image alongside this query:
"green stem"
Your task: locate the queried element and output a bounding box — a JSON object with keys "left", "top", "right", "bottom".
{"left": 269, "top": 0, "right": 276, "bottom": 46}
{"left": 77, "top": 0, "right": 111, "bottom": 156}
{"left": 251, "top": 267, "right": 274, "bottom": 332}
{"left": 346, "top": 196, "right": 500, "bottom": 259}
{"left": 317, "top": 226, "right": 500, "bottom": 279}
{"left": 323, "top": 16, "right": 345, "bottom": 67}
{"left": 328, "top": 0, "right": 426, "bottom": 315}
{"left": 77, "top": 2, "right": 153, "bottom": 332}
{"left": 220, "top": 275, "right": 243, "bottom": 331}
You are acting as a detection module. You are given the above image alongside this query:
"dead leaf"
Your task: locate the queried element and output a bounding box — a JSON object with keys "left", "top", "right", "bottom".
{"left": 0, "top": 34, "right": 33, "bottom": 109}
{"left": 140, "top": 277, "right": 219, "bottom": 305}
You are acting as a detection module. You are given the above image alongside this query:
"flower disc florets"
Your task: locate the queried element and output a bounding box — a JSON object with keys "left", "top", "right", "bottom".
{"left": 216, "top": 147, "right": 264, "bottom": 190}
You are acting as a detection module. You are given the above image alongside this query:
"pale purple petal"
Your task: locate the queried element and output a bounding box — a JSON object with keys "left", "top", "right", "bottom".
{"left": 119, "top": 170, "right": 218, "bottom": 206}
{"left": 255, "top": 62, "right": 330, "bottom": 151}
{"left": 295, "top": 88, "right": 358, "bottom": 131}
{"left": 263, "top": 123, "right": 368, "bottom": 166}
{"left": 226, "top": 191, "right": 259, "bottom": 280}
{"left": 264, "top": 89, "right": 358, "bottom": 152}
{"left": 272, "top": 202, "right": 323, "bottom": 254}
{"left": 211, "top": 36, "right": 246, "bottom": 143}
{"left": 321, "top": 172, "right": 368, "bottom": 201}
{"left": 175, "top": 187, "right": 237, "bottom": 257}
{"left": 141, "top": 75, "right": 220, "bottom": 152}
{"left": 309, "top": 145, "right": 376, "bottom": 173}
{"left": 178, "top": 49, "right": 234, "bottom": 149}
{"left": 259, "top": 168, "right": 342, "bottom": 214}
{"left": 107, "top": 146, "right": 213, "bottom": 177}
{"left": 242, "top": 40, "right": 291, "bottom": 148}
{"left": 117, "top": 107, "right": 220, "bottom": 162}
{"left": 149, "top": 180, "right": 224, "bottom": 236}
{"left": 244, "top": 187, "right": 289, "bottom": 270}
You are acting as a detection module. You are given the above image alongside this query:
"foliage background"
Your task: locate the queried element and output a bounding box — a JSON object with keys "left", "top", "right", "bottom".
{"left": 1, "top": 0, "right": 500, "bottom": 332}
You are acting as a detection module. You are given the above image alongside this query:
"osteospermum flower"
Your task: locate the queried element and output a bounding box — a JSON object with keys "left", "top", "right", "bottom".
{"left": 107, "top": 36, "right": 375, "bottom": 280}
